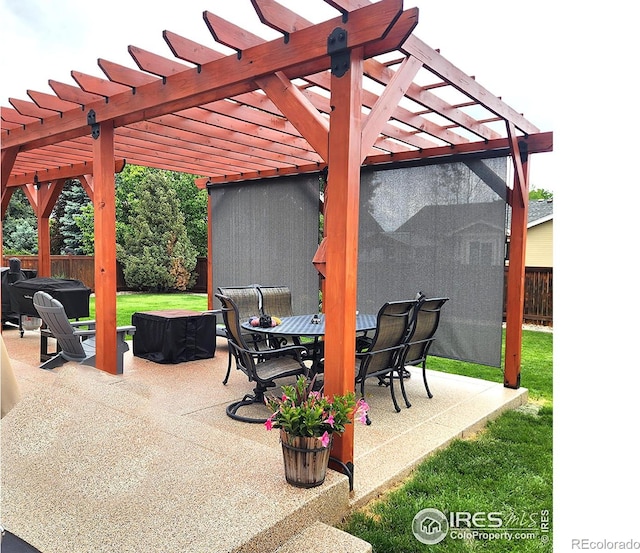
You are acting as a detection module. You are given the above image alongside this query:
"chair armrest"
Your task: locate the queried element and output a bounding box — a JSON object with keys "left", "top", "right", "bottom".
{"left": 262, "top": 344, "right": 307, "bottom": 358}
{"left": 356, "top": 343, "right": 405, "bottom": 359}
{"left": 70, "top": 320, "right": 96, "bottom": 329}
{"left": 74, "top": 329, "right": 97, "bottom": 338}
{"left": 72, "top": 326, "right": 135, "bottom": 338}
{"left": 404, "top": 337, "right": 435, "bottom": 349}
{"left": 232, "top": 341, "right": 307, "bottom": 361}
{"left": 116, "top": 325, "right": 136, "bottom": 336}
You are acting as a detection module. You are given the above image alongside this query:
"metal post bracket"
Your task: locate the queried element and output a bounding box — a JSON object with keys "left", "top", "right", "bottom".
{"left": 327, "top": 27, "right": 349, "bottom": 78}
{"left": 87, "top": 109, "right": 100, "bottom": 139}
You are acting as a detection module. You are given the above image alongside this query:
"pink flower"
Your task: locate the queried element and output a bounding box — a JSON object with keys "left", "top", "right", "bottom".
{"left": 354, "top": 399, "right": 369, "bottom": 425}
{"left": 265, "top": 414, "right": 275, "bottom": 431}
{"left": 324, "top": 414, "right": 335, "bottom": 427}
{"left": 320, "top": 431, "right": 331, "bottom": 448}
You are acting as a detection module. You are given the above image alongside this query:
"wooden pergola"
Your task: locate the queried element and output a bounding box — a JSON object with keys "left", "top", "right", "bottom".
{"left": 1, "top": 0, "right": 552, "bottom": 472}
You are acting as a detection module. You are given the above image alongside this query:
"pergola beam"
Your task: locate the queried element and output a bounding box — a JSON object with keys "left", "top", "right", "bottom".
{"left": 202, "top": 12, "right": 330, "bottom": 161}
{"left": 361, "top": 55, "right": 422, "bottom": 160}
{"left": 402, "top": 35, "right": 539, "bottom": 136}
{"left": 6, "top": 159, "right": 125, "bottom": 188}
{"left": 198, "top": 131, "right": 552, "bottom": 185}
{"left": 2, "top": 1, "right": 413, "bottom": 151}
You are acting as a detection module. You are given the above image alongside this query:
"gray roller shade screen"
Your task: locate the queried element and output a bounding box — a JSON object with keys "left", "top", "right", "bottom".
{"left": 357, "top": 158, "right": 508, "bottom": 367}
{"left": 209, "top": 174, "right": 321, "bottom": 315}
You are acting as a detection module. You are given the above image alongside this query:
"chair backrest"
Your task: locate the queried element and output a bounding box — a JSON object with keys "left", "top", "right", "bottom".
{"left": 359, "top": 300, "right": 415, "bottom": 377}
{"left": 217, "top": 286, "right": 261, "bottom": 323}
{"left": 258, "top": 285, "right": 293, "bottom": 318}
{"left": 32, "top": 291, "right": 87, "bottom": 360}
{"left": 403, "top": 297, "right": 449, "bottom": 365}
{"left": 215, "top": 293, "right": 254, "bottom": 374}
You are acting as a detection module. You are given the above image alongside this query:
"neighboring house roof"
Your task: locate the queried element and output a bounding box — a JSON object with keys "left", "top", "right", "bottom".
{"left": 527, "top": 199, "right": 553, "bottom": 227}
{"left": 506, "top": 199, "right": 553, "bottom": 233}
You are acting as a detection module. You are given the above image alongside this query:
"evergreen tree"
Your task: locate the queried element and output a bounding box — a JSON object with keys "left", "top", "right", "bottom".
{"left": 75, "top": 203, "right": 95, "bottom": 255}
{"left": 8, "top": 220, "right": 38, "bottom": 253}
{"left": 55, "top": 180, "right": 90, "bottom": 254}
{"left": 2, "top": 188, "right": 37, "bottom": 254}
{"left": 117, "top": 171, "right": 197, "bottom": 291}
{"left": 168, "top": 171, "right": 208, "bottom": 256}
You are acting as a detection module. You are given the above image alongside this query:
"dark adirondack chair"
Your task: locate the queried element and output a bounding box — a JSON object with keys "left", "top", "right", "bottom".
{"left": 32, "top": 291, "right": 135, "bottom": 374}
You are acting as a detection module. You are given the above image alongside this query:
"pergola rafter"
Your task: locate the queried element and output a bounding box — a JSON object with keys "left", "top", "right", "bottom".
{"left": 1, "top": 0, "right": 552, "bottom": 474}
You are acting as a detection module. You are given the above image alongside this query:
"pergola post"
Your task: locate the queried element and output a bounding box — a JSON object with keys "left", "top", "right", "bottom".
{"left": 504, "top": 131, "right": 530, "bottom": 388}
{"left": 1, "top": 147, "right": 19, "bottom": 252}
{"left": 92, "top": 119, "right": 119, "bottom": 374}
{"left": 35, "top": 179, "right": 66, "bottom": 278}
{"left": 324, "top": 46, "right": 364, "bottom": 475}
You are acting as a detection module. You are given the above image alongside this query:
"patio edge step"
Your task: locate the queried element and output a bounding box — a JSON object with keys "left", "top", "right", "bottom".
{"left": 273, "top": 521, "right": 372, "bottom": 553}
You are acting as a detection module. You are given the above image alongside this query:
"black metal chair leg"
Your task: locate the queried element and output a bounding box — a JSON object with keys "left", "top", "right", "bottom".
{"left": 388, "top": 373, "right": 401, "bottom": 413}
{"left": 222, "top": 349, "right": 233, "bottom": 385}
{"left": 422, "top": 361, "right": 433, "bottom": 398}
{"left": 398, "top": 369, "right": 411, "bottom": 408}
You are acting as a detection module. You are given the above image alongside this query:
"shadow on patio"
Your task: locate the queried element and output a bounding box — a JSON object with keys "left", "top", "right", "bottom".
{"left": 1, "top": 327, "right": 527, "bottom": 553}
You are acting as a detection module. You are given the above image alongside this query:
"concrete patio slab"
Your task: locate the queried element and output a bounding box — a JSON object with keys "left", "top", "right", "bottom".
{"left": 1, "top": 326, "right": 528, "bottom": 552}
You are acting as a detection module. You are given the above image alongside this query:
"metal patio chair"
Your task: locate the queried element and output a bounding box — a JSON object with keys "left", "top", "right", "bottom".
{"left": 257, "top": 285, "right": 294, "bottom": 318}
{"left": 32, "top": 291, "right": 135, "bottom": 374}
{"left": 257, "top": 285, "right": 302, "bottom": 349}
{"left": 399, "top": 296, "right": 449, "bottom": 399}
{"left": 355, "top": 299, "right": 416, "bottom": 423}
{"left": 216, "top": 293, "right": 308, "bottom": 423}
{"left": 217, "top": 285, "right": 268, "bottom": 384}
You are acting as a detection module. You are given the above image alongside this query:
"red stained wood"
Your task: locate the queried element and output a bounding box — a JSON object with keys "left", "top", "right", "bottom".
{"left": 504, "top": 154, "right": 529, "bottom": 388}
{"left": 9, "top": 98, "right": 58, "bottom": 119}
{"left": 93, "top": 121, "right": 118, "bottom": 374}
{"left": 163, "top": 31, "right": 224, "bottom": 65}
{"left": 27, "top": 90, "right": 79, "bottom": 113}
{"left": 128, "top": 46, "right": 192, "bottom": 77}
{"left": 323, "top": 49, "right": 364, "bottom": 469}
{"left": 3, "top": 1, "right": 409, "bottom": 150}
{"left": 361, "top": 55, "right": 422, "bottom": 159}
{"left": 6, "top": 159, "right": 125, "bottom": 188}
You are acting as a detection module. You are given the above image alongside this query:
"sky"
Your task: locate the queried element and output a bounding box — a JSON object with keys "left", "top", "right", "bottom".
{"left": 2, "top": 0, "right": 640, "bottom": 545}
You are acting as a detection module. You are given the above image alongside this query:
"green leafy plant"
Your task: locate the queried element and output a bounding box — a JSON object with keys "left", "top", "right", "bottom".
{"left": 265, "top": 376, "right": 368, "bottom": 447}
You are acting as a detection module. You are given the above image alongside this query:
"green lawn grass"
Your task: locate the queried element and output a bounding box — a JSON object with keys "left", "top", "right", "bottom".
{"left": 88, "top": 293, "right": 208, "bottom": 337}
{"left": 341, "top": 329, "right": 553, "bottom": 552}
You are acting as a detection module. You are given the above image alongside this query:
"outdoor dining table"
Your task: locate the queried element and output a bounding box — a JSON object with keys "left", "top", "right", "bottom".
{"left": 241, "top": 313, "right": 377, "bottom": 374}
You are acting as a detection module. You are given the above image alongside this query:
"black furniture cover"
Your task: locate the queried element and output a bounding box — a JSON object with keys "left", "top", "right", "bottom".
{"left": 132, "top": 310, "right": 216, "bottom": 364}
{"left": 8, "top": 277, "right": 91, "bottom": 319}
{"left": 1, "top": 267, "right": 37, "bottom": 323}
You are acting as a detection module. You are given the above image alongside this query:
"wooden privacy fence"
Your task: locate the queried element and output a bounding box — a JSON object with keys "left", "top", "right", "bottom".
{"left": 3, "top": 256, "right": 552, "bottom": 326}
{"left": 504, "top": 266, "right": 553, "bottom": 326}
{"left": 2, "top": 255, "right": 209, "bottom": 294}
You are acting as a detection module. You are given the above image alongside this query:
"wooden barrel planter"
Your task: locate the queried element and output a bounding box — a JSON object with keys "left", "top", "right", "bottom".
{"left": 280, "top": 430, "right": 332, "bottom": 488}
